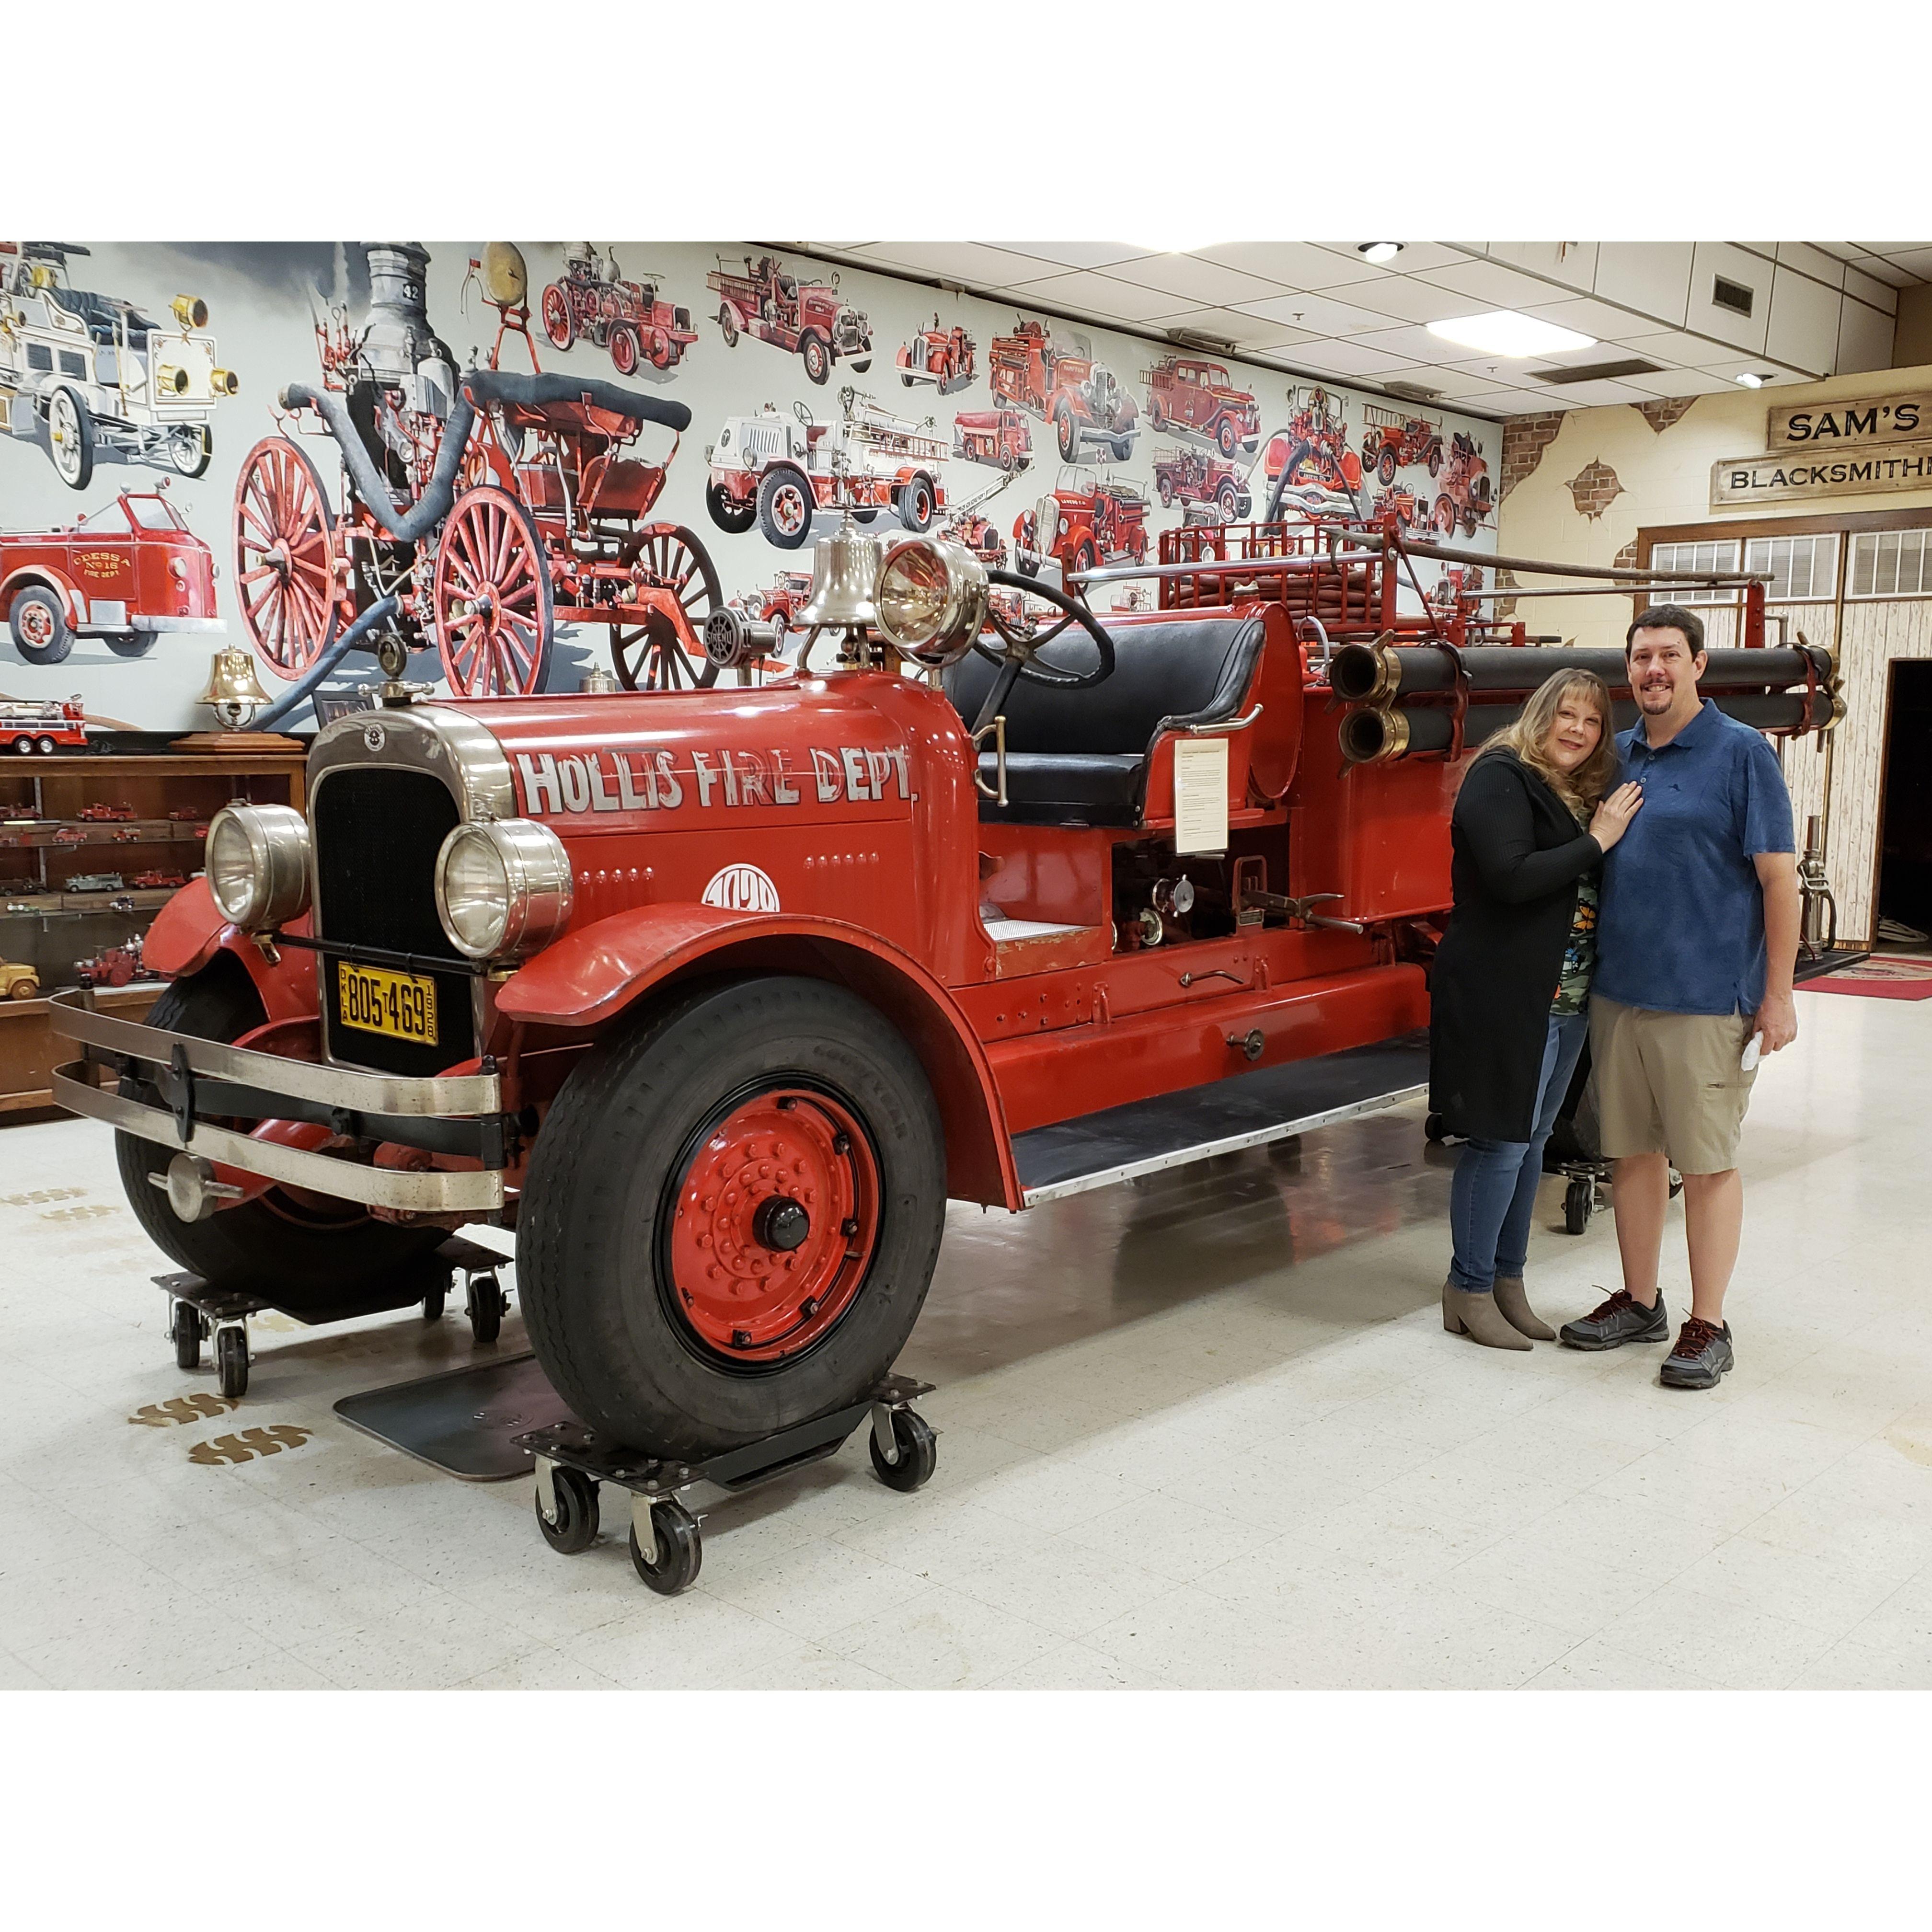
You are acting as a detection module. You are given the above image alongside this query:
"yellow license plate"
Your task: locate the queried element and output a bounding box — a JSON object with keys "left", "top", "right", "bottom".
{"left": 337, "top": 963, "right": 438, "bottom": 1046}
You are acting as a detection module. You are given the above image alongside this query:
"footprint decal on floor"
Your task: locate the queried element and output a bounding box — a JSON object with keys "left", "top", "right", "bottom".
{"left": 129, "top": 1394, "right": 239, "bottom": 1428}
{"left": 0, "top": 1187, "right": 86, "bottom": 1208}
{"left": 187, "top": 1426, "right": 315, "bottom": 1466}
{"left": 40, "top": 1204, "right": 116, "bottom": 1222}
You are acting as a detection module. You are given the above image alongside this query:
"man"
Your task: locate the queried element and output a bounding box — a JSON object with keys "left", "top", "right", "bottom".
{"left": 1558, "top": 604, "right": 1801, "bottom": 1387}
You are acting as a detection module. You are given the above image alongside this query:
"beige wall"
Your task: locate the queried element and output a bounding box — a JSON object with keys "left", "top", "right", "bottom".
{"left": 1497, "top": 366, "right": 1932, "bottom": 944}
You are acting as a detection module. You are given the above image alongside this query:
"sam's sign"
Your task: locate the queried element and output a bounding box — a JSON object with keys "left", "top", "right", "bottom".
{"left": 1769, "top": 391, "right": 1932, "bottom": 448}
{"left": 1712, "top": 440, "right": 1932, "bottom": 509}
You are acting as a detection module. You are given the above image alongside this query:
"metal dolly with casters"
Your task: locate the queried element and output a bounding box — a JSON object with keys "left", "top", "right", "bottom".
{"left": 162, "top": 1235, "right": 516, "bottom": 1398}
{"left": 518, "top": 1374, "right": 938, "bottom": 1596}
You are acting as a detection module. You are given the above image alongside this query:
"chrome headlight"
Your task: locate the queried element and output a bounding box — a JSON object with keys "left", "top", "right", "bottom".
{"left": 206, "top": 804, "right": 309, "bottom": 930}
{"left": 874, "top": 536, "right": 987, "bottom": 667}
{"left": 434, "top": 818, "right": 573, "bottom": 961}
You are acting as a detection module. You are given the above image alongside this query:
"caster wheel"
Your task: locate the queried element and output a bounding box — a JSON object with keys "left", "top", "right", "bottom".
{"left": 534, "top": 1466, "right": 600, "bottom": 1555}
{"left": 629, "top": 1498, "right": 702, "bottom": 1595}
{"left": 1424, "top": 1112, "right": 1446, "bottom": 1144}
{"left": 1564, "top": 1177, "right": 1593, "bottom": 1237}
{"left": 869, "top": 1407, "right": 938, "bottom": 1493}
{"left": 1668, "top": 1170, "right": 1684, "bottom": 1202}
{"left": 173, "top": 1303, "right": 202, "bottom": 1372}
{"left": 215, "top": 1324, "right": 249, "bottom": 1399}
{"left": 466, "top": 1273, "right": 504, "bottom": 1346}
{"left": 423, "top": 1279, "right": 447, "bottom": 1322}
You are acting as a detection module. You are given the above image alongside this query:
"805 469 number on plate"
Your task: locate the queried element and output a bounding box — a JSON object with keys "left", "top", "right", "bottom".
{"left": 337, "top": 963, "right": 438, "bottom": 1045}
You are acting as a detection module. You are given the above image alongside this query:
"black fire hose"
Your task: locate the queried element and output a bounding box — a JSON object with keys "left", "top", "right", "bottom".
{"left": 280, "top": 384, "right": 475, "bottom": 544}
{"left": 1341, "top": 686, "right": 1836, "bottom": 764}
{"left": 1329, "top": 641, "right": 1829, "bottom": 705}
{"left": 252, "top": 596, "right": 402, "bottom": 732}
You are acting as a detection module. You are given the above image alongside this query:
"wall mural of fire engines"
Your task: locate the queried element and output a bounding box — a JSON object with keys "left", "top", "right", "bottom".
{"left": 0, "top": 239, "right": 1499, "bottom": 725}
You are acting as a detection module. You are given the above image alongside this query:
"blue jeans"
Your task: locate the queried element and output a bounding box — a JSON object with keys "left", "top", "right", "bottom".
{"left": 1448, "top": 1011, "right": 1590, "bottom": 1292}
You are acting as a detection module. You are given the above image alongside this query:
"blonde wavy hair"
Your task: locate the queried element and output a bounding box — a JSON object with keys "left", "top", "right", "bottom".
{"left": 1481, "top": 669, "right": 1618, "bottom": 815}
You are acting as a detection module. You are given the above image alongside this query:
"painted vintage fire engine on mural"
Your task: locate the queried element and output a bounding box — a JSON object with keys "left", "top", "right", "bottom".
{"left": 540, "top": 243, "right": 698, "bottom": 375}
{"left": 989, "top": 319, "right": 1138, "bottom": 464}
{"left": 706, "top": 253, "right": 873, "bottom": 386}
{"left": 1142, "top": 356, "right": 1260, "bottom": 459}
{"left": 952, "top": 406, "right": 1032, "bottom": 473}
{"left": 0, "top": 243, "right": 238, "bottom": 490}
{"left": 704, "top": 391, "right": 948, "bottom": 550}
{"left": 896, "top": 315, "right": 976, "bottom": 396}
{"left": 1359, "top": 402, "right": 1444, "bottom": 485}
{"left": 1014, "top": 468, "right": 1150, "bottom": 575}
{"left": 2, "top": 487, "right": 223, "bottom": 665}
{"left": 1152, "top": 448, "right": 1252, "bottom": 524}
{"left": 1429, "top": 431, "right": 1494, "bottom": 536}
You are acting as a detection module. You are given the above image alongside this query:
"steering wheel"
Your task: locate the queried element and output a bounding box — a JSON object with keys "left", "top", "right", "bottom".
{"left": 966, "top": 567, "right": 1117, "bottom": 739}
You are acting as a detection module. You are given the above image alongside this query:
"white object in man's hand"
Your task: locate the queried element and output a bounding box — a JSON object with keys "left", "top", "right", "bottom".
{"left": 1741, "top": 1032, "right": 1763, "bottom": 1072}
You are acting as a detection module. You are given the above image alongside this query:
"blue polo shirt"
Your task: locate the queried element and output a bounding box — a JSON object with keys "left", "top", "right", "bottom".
{"left": 1595, "top": 698, "right": 1794, "bottom": 1016}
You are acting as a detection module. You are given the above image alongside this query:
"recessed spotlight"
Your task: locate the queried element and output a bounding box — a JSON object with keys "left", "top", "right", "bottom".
{"left": 1357, "top": 242, "right": 1403, "bottom": 265}
{"left": 1735, "top": 371, "right": 1772, "bottom": 388}
{"left": 1426, "top": 310, "right": 1598, "bottom": 358}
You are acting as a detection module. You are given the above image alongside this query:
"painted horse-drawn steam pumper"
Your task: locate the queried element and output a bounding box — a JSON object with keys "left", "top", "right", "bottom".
{"left": 707, "top": 254, "right": 872, "bottom": 386}
{"left": 50, "top": 498, "right": 1837, "bottom": 1487}
{"left": 540, "top": 243, "right": 698, "bottom": 376}
{"left": 232, "top": 243, "right": 725, "bottom": 699}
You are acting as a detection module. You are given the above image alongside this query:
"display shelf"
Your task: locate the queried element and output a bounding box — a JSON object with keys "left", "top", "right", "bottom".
{"left": 0, "top": 981, "right": 164, "bottom": 1113}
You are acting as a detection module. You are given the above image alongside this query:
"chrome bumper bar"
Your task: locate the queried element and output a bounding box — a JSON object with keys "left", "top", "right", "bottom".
{"left": 49, "top": 990, "right": 506, "bottom": 1215}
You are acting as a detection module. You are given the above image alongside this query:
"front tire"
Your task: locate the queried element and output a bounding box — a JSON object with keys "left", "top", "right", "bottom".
{"left": 705, "top": 480, "right": 758, "bottom": 536}
{"left": 115, "top": 959, "right": 447, "bottom": 1312}
{"left": 518, "top": 976, "right": 947, "bottom": 1457}
{"left": 9, "top": 586, "right": 72, "bottom": 665}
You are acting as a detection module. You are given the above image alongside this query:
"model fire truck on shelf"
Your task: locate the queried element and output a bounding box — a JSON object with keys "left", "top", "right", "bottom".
{"left": 897, "top": 316, "right": 976, "bottom": 396}
{"left": 1013, "top": 469, "right": 1150, "bottom": 575}
{"left": 48, "top": 504, "right": 1834, "bottom": 1534}
{"left": 0, "top": 242, "right": 238, "bottom": 490}
{"left": 1142, "top": 356, "right": 1260, "bottom": 458}
{"left": 2, "top": 695, "right": 89, "bottom": 754}
{"left": 231, "top": 242, "right": 725, "bottom": 699}
{"left": 989, "top": 319, "right": 1138, "bottom": 463}
{"left": 706, "top": 254, "right": 872, "bottom": 386}
{"left": 1153, "top": 448, "right": 1252, "bottom": 524}
{"left": 1428, "top": 431, "right": 1493, "bottom": 536}
{"left": 952, "top": 407, "right": 1032, "bottom": 472}
{"left": 2, "top": 487, "right": 224, "bottom": 667}
{"left": 704, "top": 391, "right": 949, "bottom": 551}
{"left": 1359, "top": 402, "right": 1444, "bottom": 485}
{"left": 74, "top": 935, "right": 155, "bottom": 989}
{"left": 540, "top": 243, "right": 698, "bottom": 376}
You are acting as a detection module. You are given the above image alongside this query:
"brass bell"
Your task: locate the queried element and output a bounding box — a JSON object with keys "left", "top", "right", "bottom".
{"left": 794, "top": 524, "right": 885, "bottom": 632}
{"left": 196, "top": 647, "right": 273, "bottom": 730}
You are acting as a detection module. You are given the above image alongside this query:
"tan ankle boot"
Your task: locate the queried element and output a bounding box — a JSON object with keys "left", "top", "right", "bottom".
{"left": 1493, "top": 1274, "right": 1556, "bottom": 1342}
{"left": 1442, "top": 1276, "right": 1533, "bottom": 1351}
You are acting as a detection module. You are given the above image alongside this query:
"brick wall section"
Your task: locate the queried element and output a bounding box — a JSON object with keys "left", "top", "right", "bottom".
{"left": 1493, "top": 566, "right": 1521, "bottom": 621}
{"left": 1565, "top": 459, "right": 1624, "bottom": 519}
{"left": 1636, "top": 397, "right": 1697, "bottom": 434}
{"left": 1612, "top": 540, "right": 1638, "bottom": 569}
{"left": 1500, "top": 412, "right": 1564, "bottom": 500}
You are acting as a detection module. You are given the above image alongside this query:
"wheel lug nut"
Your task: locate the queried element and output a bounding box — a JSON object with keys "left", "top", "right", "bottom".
{"left": 841, "top": 1218, "right": 858, "bottom": 1237}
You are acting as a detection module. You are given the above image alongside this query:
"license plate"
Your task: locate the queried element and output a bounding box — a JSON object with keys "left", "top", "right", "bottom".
{"left": 336, "top": 962, "right": 438, "bottom": 1046}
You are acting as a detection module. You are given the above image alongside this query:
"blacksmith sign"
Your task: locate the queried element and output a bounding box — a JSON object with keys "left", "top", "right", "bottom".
{"left": 1768, "top": 391, "right": 1932, "bottom": 448}
{"left": 1711, "top": 439, "right": 1932, "bottom": 509}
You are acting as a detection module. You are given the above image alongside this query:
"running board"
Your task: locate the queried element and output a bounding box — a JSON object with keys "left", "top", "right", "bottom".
{"left": 1012, "top": 1029, "right": 1431, "bottom": 1207}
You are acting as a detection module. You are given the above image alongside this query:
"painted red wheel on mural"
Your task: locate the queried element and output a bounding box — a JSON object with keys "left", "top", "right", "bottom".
{"left": 232, "top": 437, "right": 341, "bottom": 679}
{"left": 664, "top": 1082, "right": 882, "bottom": 1367}
{"left": 541, "top": 283, "right": 575, "bottom": 351}
{"left": 608, "top": 322, "right": 640, "bottom": 377}
{"left": 432, "top": 485, "right": 553, "bottom": 697}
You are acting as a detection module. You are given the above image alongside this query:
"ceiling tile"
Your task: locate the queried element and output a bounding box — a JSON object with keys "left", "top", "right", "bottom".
{"left": 1485, "top": 242, "right": 1600, "bottom": 293}
{"left": 1613, "top": 328, "right": 1729, "bottom": 369}
{"left": 1616, "top": 369, "right": 1736, "bottom": 400}
{"left": 1520, "top": 295, "right": 1659, "bottom": 343}
{"left": 1193, "top": 241, "right": 1397, "bottom": 288}
{"left": 1147, "top": 307, "right": 1318, "bottom": 353}
{"left": 987, "top": 242, "right": 1158, "bottom": 271}
{"left": 1272, "top": 337, "right": 1417, "bottom": 377}
{"left": 1317, "top": 276, "right": 1495, "bottom": 326}
{"left": 1838, "top": 298, "right": 1896, "bottom": 376}
{"left": 1105, "top": 253, "right": 1296, "bottom": 305}
{"left": 1775, "top": 242, "right": 1845, "bottom": 288}
{"left": 1849, "top": 240, "right": 1932, "bottom": 255}
{"left": 1304, "top": 240, "right": 1476, "bottom": 276}
{"left": 999, "top": 269, "right": 1196, "bottom": 323}
{"left": 1766, "top": 266, "right": 1842, "bottom": 377}
{"left": 1231, "top": 290, "right": 1404, "bottom": 336}
{"left": 1864, "top": 245, "right": 1932, "bottom": 284}
{"left": 1842, "top": 265, "right": 1900, "bottom": 311}
{"left": 1363, "top": 365, "right": 1503, "bottom": 401}
{"left": 843, "top": 241, "right": 1067, "bottom": 287}
{"left": 1529, "top": 377, "right": 1660, "bottom": 408}
{"left": 1415, "top": 257, "right": 1584, "bottom": 309}
{"left": 1686, "top": 242, "right": 1770, "bottom": 353}
{"left": 1591, "top": 242, "right": 1693, "bottom": 327}
{"left": 1346, "top": 323, "right": 1459, "bottom": 364}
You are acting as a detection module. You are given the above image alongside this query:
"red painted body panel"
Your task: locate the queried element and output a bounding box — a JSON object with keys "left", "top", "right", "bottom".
{"left": 143, "top": 878, "right": 316, "bottom": 1022}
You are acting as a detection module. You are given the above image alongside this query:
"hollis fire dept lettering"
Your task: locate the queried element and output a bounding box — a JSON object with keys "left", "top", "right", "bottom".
{"left": 516, "top": 744, "right": 913, "bottom": 817}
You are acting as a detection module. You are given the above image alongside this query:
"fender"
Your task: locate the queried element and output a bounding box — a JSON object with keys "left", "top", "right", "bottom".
{"left": 497, "top": 900, "right": 1020, "bottom": 1209}
{"left": 142, "top": 878, "right": 317, "bottom": 1023}
{"left": 0, "top": 564, "right": 81, "bottom": 627}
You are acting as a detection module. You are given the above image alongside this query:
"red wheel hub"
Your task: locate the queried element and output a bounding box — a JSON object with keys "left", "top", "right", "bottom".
{"left": 667, "top": 1087, "right": 879, "bottom": 1364}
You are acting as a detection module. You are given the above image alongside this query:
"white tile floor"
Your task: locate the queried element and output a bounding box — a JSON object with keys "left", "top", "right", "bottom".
{"left": 1, "top": 982, "right": 1927, "bottom": 1690}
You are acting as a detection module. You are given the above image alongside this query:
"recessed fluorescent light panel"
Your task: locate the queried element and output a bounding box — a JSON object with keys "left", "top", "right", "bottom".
{"left": 1426, "top": 310, "right": 1598, "bottom": 358}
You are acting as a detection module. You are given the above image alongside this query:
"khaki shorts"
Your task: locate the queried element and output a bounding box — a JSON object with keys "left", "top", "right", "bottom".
{"left": 1588, "top": 995, "right": 1758, "bottom": 1175}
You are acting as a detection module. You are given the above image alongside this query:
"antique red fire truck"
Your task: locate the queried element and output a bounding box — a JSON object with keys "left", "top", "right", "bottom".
{"left": 952, "top": 407, "right": 1032, "bottom": 472}
{"left": 1142, "top": 356, "right": 1260, "bottom": 459}
{"left": 1359, "top": 402, "right": 1444, "bottom": 485}
{"left": 989, "top": 320, "right": 1138, "bottom": 463}
{"left": 1430, "top": 431, "right": 1493, "bottom": 537}
{"left": 540, "top": 243, "right": 698, "bottom": 376}
{"left": 2, "top": 696, "right": 90, "bottom": 754}
{"left": 74, "top": 935, "right": 154, "bottom": 989}
{"left": 706, "top": 254, "right": 872, "bottom": 386}
{"left": 897, "top": 316, "right": 976, "bottom": 396}
{"left": 1152, "top": 448, "right": 1252, "bottom": 523}
{"left": 1013, "top": 470, "right": 1150, "bottom": 575}
{"left": 2, "top": 487, "right": 223, "bottom": 666}
{"left": 49, "top": 507, "right": 1830, "bottom": 1506}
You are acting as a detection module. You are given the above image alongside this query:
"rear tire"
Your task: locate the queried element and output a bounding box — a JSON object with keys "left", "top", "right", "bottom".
{"left": 115, "top": 958, "right": 446, "bottom": 1311}
{"left": 705, "top": 481, "right": 758, "bottom": 536}
{"left": 518, "top": 976, "right": 946, "bottom": 1457}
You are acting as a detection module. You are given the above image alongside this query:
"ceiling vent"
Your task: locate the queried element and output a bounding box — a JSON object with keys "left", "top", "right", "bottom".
{"left": 1530, "top": 358, "right": 1665, "bottom": 385}
{"left": 1712, "top": 276, "right": 1756, "bottom": 318}
{"left": 1383, "top": 380, "right": 1445, "bottom": 404}
{"left": 1166, "top": 325, "right": 1238, "bottom": 355}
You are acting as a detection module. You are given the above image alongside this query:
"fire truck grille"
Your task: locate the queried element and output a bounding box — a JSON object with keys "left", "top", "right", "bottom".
{"left": 312, "top": 766, "right": 476, "bottom": 1077}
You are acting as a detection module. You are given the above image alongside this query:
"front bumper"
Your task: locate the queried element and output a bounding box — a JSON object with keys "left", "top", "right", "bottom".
{"left": 50, "top": 990, "right": 508, "bottom": 1215}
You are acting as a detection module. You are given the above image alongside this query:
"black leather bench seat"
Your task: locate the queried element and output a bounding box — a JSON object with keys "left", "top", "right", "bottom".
{"left": 945, "top": 614, "right": 1265, "bottom": 826}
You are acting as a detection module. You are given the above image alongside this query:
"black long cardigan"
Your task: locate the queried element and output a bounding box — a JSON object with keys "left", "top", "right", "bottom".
{"left": 1428, "top": 751, "right": 1603, "bottom": 1143}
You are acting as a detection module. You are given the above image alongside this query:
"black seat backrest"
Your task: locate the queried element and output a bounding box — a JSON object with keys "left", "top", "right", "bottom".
{"left": 944, "top": 616, "right": 1262, "bottom": 755}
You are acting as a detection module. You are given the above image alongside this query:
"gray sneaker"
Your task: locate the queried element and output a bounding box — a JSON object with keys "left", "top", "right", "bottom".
{"left": 1659, "top": 1317, "right": 1735, "bottom": 1390}
{"left": 1558, "top": 1287, "right": 1670, "bottom": 1351}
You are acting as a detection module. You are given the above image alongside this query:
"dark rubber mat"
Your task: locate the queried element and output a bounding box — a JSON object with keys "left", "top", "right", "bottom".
{"left": 334, "top": 1352, "right": 580, "bottom": 1482}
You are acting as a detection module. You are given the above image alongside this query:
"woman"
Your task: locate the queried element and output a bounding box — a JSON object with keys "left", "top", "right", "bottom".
{"left": 1430, "top": 670, "right": 1641, "bottom": 1351}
